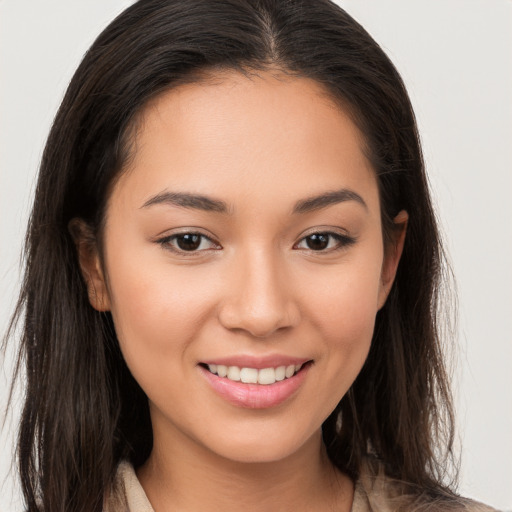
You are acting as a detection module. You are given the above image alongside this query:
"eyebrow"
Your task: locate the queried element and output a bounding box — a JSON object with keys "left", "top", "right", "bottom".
{"left": 292, "top": 188, "right": 367, "bottom": 214}
{"left": 141, "top": 191, "right": 229, "bottom": 213}
{"left": 141, "top": 187, "right": 367, "bottom": 215}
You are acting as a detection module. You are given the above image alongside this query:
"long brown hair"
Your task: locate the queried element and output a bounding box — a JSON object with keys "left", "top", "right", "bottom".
{"left": 5, "top": 1, "right": 457, "bottom": 510}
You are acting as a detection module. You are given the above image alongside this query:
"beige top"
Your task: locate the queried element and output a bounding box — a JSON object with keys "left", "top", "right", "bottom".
{"left": 104, "top": 461, "right": 499, "bottom": 512}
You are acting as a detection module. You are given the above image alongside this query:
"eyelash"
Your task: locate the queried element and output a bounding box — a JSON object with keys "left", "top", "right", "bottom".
{"left": 294, "top": 232, "right": 356, "bottom": 252}
{"left": 157, "top": 232, "right": 220, "bottom": 254}
{"left": 156, "top": 231, "right": 356, "bottom": 255}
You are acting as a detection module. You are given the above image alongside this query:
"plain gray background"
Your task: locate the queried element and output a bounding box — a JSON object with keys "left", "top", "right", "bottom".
{"left": 1, "top": 1, "right": 511, "bottom": 510}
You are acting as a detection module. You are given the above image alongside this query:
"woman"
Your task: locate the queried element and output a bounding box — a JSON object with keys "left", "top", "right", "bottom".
{"left": 4, "top": 0, "right": 498, "bottom": 511}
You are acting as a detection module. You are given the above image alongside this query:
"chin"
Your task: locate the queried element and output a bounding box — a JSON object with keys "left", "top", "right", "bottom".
{"left": 200, "top": 426, "right": 323, "bottom": 466}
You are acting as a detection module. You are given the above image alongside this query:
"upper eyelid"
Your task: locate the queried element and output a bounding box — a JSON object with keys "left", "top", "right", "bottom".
{"left": 299, "top": 231, "right": 349, "bottom": 240}
{"left": 156, "top": 228, "right": 218, "bottom": 243}
{"left": 297, "top": 225, "right": 351, "bottom": 237}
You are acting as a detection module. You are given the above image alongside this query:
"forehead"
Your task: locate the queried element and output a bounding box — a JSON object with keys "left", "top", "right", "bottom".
{"left": 115, "top": 69, "right": 378, "bottom": 212}
{"left": 135, "top": 69, "right": 362, "bottom": 155}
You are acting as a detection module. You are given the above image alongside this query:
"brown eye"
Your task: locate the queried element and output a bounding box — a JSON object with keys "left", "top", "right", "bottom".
{"left": 305, "top": 233, "right": 330, "bottom": 250}
{"left": 175, "top": 234, "right": 202, "bottom": 251}
{"left": 157, "top": 232, "right": 220, "bottom": 253}
{"left": 295, "top": 232, "right": 356, "bottom": 252}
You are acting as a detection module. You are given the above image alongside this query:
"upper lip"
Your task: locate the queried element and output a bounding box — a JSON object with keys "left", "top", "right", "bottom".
{"left": 200, "top": 355, "right": 311, "bottom": 369}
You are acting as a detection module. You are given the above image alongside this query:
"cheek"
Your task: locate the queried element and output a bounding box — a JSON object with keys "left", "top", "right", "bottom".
{"left": 305, "top": 256, "right": 383, "bottom": 344}
{"left": 103, "top": 247, "right": 219, "bottom": 375}
{"left": 300, "top": 250, "right": 384, "bottom": 404}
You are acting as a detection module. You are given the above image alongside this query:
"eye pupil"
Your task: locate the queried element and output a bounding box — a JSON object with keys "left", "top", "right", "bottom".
{"left": 306, "top": 233, "right": 329, "bottom": 250}
{"left": 176, "top": 234, "right": 201, "bottom": 251}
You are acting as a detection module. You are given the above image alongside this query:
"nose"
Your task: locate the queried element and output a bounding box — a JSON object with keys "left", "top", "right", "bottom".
{"left": 217, "top": 247, "right": 300, "bottom": 338}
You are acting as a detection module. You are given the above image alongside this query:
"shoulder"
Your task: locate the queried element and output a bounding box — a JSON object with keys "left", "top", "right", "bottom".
{"left": 462, "top": 503, "right": 501, "bottom": 512}
{"left": 352, "top": 461, "right": 500, "bottom": 512}
{"left": 106, "top": 460, "right": 499, "bottom": 512}
{"left": 104, "top": 461, "right": 154, "bottom": 512}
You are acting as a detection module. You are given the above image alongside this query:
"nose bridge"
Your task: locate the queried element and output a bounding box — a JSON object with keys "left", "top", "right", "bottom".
{"left": 218, "top": 242, "right": 299, "bottom": 337}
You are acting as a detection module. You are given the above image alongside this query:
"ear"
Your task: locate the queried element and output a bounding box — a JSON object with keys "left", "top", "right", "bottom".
{"left": 68, "top": 218, "right": 111, "bottom": 311}
{"left": 378, "top": 210, "right": 408, "bottom": 310}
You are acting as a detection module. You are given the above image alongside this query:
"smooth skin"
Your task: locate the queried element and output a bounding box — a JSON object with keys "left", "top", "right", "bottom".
{"left": 75, "top": 70, "right": 407, "bottom": 512}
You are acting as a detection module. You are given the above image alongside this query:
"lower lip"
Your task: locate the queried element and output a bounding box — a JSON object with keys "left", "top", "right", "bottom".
{"left": 198, "top": 364, "right": 310, "bottom": 409}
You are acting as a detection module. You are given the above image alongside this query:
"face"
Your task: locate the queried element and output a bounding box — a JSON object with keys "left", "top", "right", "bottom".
{"left": 79, "top": 70, "right": 405, "bottom": 464}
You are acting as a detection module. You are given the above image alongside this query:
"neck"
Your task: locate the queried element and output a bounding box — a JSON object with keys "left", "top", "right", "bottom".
{"left": 137, "top": 427, "right": 353, "bottom": 512}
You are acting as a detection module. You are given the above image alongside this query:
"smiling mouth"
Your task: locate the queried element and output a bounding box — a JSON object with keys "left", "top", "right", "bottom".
{"left": 200, "top": 362, "right": 309, "bottom": 385}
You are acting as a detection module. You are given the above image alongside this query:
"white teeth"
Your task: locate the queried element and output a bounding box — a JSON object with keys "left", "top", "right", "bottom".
{"left": 258, "top": 367, "right": 276, "bottom": 385}
{"left": 275, "top": 366, "right": 286, "bottom": 381}
{"left": 240, "top": 367, "right": 258, "bottom": 384}
{"left": 285, "top": 365, "right": 295, "bottom": 378}
{"left": 227, "top": 366, "right": 241, "bottom": 381}
{"left": 206, "top": 363, "right": 305, "bottom": 385}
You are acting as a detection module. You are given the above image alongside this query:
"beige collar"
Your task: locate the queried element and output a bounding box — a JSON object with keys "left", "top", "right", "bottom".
{"left": 107, "top": 460, "right": 367, "bottom": 512}
{"left": 106, "top": 460, "right": 496, "bottom": 512}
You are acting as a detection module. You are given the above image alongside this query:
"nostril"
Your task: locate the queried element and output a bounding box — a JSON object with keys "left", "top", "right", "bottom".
{"left": 216, "top": 260, "right": 301, "bottom": 337}
{"left": 217, "top": 300, "right": 301, "bottom": 338}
